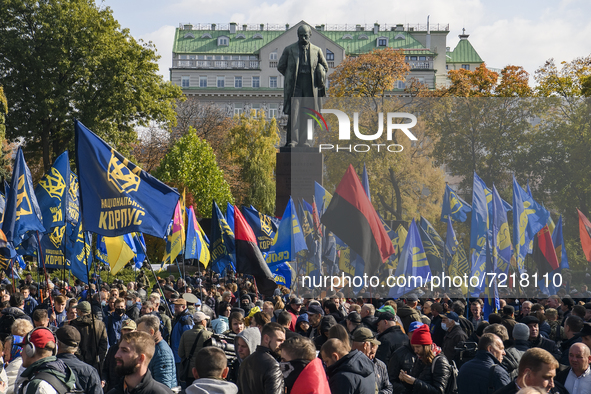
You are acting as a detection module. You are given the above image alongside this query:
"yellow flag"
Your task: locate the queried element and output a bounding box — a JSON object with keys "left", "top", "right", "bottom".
{"left": 105, "top": 235, "right": 136, "bottom": 275}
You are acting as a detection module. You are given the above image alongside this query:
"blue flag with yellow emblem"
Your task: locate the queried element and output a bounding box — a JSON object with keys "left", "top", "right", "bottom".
{"left": 242, "top": 206, "right": 277, "bottom": 252}
{"left": 40, "top": 227, "right": 66, "bottom": 269}
{"left": 35, "top": 151, "right": 70, "bottom": 232}
{"left": 209, "top": 200, "right": 235, "bottom": 274}
{"left": 314, "top": 182, "right": 332, "bottom": 216}
{"left": 266, "top": 197, "right": 307, "bottom": 265}
{"left": 441, "top": 184, "right": 471, "bottom": 223}
{"left": 512, "top": 176, "right": 550, "bottom": 274}
{"left": 65, "top": 220, "right": 91, "bottom": 283}
{"left": 75, "top": 120, "right": 179, "bottom": 238}
{"left": 492, "top": 185, "right": 511, "bottom": 276}
{"left": 2, "top": 148, "right": 45, "bottom": 244}
{"left": 388, "top": 219, "right": 431, "bottom": 298}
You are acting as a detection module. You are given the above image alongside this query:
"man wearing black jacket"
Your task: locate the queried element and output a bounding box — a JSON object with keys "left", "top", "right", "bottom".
{"left": 375, "top": 312, "right": 409, "bottom": 365}
{"left": 388, "top": 321, "right": 421, "bottom": 392}
{"left": 238, "top": 322, "right": 285, "bottom": 394}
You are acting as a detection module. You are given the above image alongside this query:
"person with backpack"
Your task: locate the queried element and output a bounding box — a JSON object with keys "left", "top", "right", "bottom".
{"left": 398, "top": 324, "right": 454, "bottom": 394}
{"left": 15, "top": 327, "right": 77, "bottom": 394}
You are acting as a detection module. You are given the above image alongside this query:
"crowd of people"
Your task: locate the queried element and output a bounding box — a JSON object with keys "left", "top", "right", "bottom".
{"left": 0, "top": 270, "right": 589, "bottom": 394}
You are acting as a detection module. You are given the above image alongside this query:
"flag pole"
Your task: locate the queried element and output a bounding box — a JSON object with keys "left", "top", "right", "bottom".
{"left": 35, "top": 231, "right": 56, "bottom": 322}
{"left": 137, "top": 239, "right": 174, "bottom": 318}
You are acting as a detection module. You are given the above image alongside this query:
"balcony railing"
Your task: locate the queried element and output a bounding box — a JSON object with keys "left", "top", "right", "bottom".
{"left": 408, "top": 61, "right": 433, "bottom": 70}
{"left": 173, "top": 60, "right": 260, "bottom": 69}
{"left": 269, "top": 61, "right": 278, "bottom": 68}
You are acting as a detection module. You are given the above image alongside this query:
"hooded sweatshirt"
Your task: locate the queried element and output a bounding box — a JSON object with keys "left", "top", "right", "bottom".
{"left": 186, "top": 378, "right": 238, "bottom": 394}
{"left": 235, "top": 327, "right": 261, "bottom": 362}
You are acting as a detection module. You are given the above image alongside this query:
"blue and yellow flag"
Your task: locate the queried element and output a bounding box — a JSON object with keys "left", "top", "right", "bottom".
{"left": 418, "top": 217, "right": 444, "bottom": 272}
{"left": 336, "top": 237, "right": 354, "bottom": 275}
{"left": 41, "top": 226, "right": 67, "bottom": 269}
{"left": 66, "top": 173, "right": 80, "bottom": 226}
{"left": 95, "top": 235, "right": 109, "bottom": 266}
{"left": 266, "top": 197, "right": 307, "bottom": 265}
{"left": 387, "top": 224, "right": 408, "bottom": 270}
{"left": 389, "top": 219, "right": 431, "bottom": 298}
{"left": 242, "top": 206, "right": 277, "bottom": 252}
{"left": 314, "top": 181, "right": 332, "bottom": 216}
{"left": 132, "top": 233, "right": 146, "bottom": 269}
{"left": 65, "top": 220, "right": 91, "bottom": 283}
{"left": 209, "top": 200, "right": 235, "bottom": 274}
{"left": 470, "top": 173, "right": 490, "bottom": 268}
{"left": 35, "top": 151, "right": 69, "bottom": 232}
{"left": 441, "top": 184, "right": 472, "bottom": 223}
{"left": 492, "top": 185, "right": 511, "bottom": 276}
{"left": 445, "top": 218, "right": 469, "bottom": 293}
{"left": 103, "top": 233, "right": 135, "bottom": 276}
{"left": 185, "top": 206, "right": 210, "bottom": 267}
{"left": 2, "top": 148, "right": 45, "bottom": 244}
{"left": 269, "top": 261, "right": 292, "bottom": 288}
{"left": 512, "top": 176, "right": 550, "bottom": 273}
{"left": 75, "top": 120, "right": 179, "bottom": 238}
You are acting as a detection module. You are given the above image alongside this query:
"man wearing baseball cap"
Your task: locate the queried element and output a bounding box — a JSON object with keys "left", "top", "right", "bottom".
{"left": 56, "top": 325, "right": 102, "bottom": 394}
{"left": 178, "top": 311, "right": 212, "bottom": 385}
{"left": 352, "top": 327, "right": 393, "bottom": 394}
{"left": 441, "top": 311, "right": 468, "bottom": 361}
{"left": 375, "top": 311, "right": 409, "bottom": 366}
{"left": 171, "top": 297, "right": 194, "bottom": 381}
{"left": 70, "top": 300, "right": 108, "bottom": 372}
{"left": 388, "top": 322, "right": 423, "bottom": 388}
{"left": 17, "top": 327, "right": 77, "bottom": 394}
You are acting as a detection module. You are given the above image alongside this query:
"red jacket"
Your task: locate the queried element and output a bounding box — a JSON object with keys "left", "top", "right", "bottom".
{"left": 291, "top": 358, "right": 331, "bottom": 394}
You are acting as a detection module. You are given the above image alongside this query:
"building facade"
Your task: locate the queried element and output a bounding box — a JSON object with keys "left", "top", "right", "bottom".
{"left": 170, "top": 21, "right": 483, "bottom": 119}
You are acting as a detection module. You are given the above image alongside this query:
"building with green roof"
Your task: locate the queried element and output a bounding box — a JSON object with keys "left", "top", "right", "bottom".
{"left": 170, "top": 21, "right": 484, "bottom": 118}
{"left": 446, "top": 29, "right": 484, "bottom": 72}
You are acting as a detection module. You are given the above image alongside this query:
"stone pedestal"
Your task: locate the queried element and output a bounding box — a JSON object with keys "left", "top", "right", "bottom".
{"left": 276, "top": 148, "right": 323, "bottom": 217}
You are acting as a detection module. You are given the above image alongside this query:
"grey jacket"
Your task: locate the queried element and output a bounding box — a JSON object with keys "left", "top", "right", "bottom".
{"left": 186, "top": 378, "right": 238, "bottom": 394}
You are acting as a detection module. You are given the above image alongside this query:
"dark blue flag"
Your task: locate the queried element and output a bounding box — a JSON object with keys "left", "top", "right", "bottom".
{"left": 2, "top": 147, "right": 45, "bottom": 244}
{"left": 66, "top": 172, "right": 80, "bottom": 226}
{"left": 40, "top": 226, "right": 67, "bottom": 269}
{"left": 35, "top": 151, "right": 70, "bottom": 231}
{"left": 242, "top": 206, "right": 277, "bottom": 252}
{"left": 65, "top": 220, "right": 91, "bottom": 283}
{"left": 209, "top": 200, "right": 235, "bottom": 274}
{"left": 75, "top": 120, "right": 179, "bottom": 237}
{"left": 225, "top": 203, "right": 235, "bottom": 234}
{"left": 440, "top": 184, "right": 471, "bottom": 223}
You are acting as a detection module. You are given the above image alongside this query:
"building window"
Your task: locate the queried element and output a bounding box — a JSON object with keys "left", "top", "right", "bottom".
{"left": 446, "top": 65, "right": 449, "bottom": 70}
{"left": 252, "top": 76, "right": 260, "bottom": 88}
{"left": 181, "top": 76, "right": 190, "bottom": 88}
{"left": 269, "top": 76, "right": 278, "bottom": 88}
{"left": 252, "top": 103, "right": 261, "bottom": 116}
{"left": 234, "top": 103, "right": 243, "bottom": 116}
{"left": 269, "top": 52, "right": 278, "bottom": 60}
{"left": 462, "top": 64, "right": 470, "bottom": 70}
{"left": 199, "top": 76, "right": 207, "bottom": 88}
{"left": 326, "top": 49, "right": 334, "bottom": 61}
{"left": 396, "top": 81, "right": 405, "bottom": 89}
{"left": 419, "top": 56, "right": 426, "bottom": 61}
{"left": 378, "top": 38, "right": 388, "bottom": 46}
{"left": 410, "top": 56, "right": 417, "bottom": 61}
{"left": 217, "top": 76, "right": 225, "bottom": 87}
{"left": 218, "top": 37, "right": 229, "bottom": 46}
{"left": 269, "top": 103, "right": 278, "bottom": 118}
{"left": 234, "top": 76, "right": 242, "bottom": 88}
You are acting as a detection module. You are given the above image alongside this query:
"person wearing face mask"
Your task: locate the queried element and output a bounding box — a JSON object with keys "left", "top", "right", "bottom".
{"left": 125, "top": 293, "right": 140, "bottom": 321}
{"left": 106, "top": 297, "right": 130, "bottom": 347}
{"left": 280, "top": 336, "right": 330, "bottom": 394}
{"left": 441, "top": 311, "right": 468, "bottom": 361}
{"left": 69, "top": 301, "right": 108, "bottom": 372}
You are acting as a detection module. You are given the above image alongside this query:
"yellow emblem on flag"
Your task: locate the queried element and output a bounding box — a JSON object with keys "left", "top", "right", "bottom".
{"left": 50, "top": 226, "right": 65, "bottom": 249}
{"left": 16, "top": 175, "right": 33, "bottom": 217}
{"left": 40, "top": 167, "right": 66, "bottom": 200}
{"left": 107, "top": 150, "right": 141, "bottom": 193}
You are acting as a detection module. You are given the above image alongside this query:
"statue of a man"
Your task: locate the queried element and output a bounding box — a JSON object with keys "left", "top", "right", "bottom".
{"left": 278, "top": 25, "right": 328, "bottom": 147}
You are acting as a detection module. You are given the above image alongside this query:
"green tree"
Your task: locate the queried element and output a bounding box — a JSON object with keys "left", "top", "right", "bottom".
{"left": 154, "top": 128, "right": 233, "bottom": 218}
{"left": 228, "top": 110, "right": 279, "bottom": 216}
{"left": 0, "top": 87, "right": 13, "bottom": 179}
{"left": 0, "top": 0, "right": 182, "bottom": 171}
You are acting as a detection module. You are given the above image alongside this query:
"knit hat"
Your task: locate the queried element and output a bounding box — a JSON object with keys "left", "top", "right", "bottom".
{"left": 409, "top": 321, "right": 425, "bottom": 333}
{"left": 410, "top": 324, "right": 432, "bottom": 345}
{"left": 513, "top": 323, "right": 530, "bottom": 341}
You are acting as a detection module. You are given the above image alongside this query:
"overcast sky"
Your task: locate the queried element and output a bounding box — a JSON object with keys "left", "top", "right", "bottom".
{"left": 99, "top": 0, "right": 591, "bottom": 82}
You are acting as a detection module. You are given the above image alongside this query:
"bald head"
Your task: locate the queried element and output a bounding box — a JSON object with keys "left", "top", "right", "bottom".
{"left": 297, "top": 25, "right": 312, "bottom": 46}
{"left": 569, "top": 342, "right": 590, "bottom": 376}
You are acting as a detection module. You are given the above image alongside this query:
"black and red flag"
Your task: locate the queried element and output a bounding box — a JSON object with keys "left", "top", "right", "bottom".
{"left": 320, "top": 164, "right": 395, "bottom": 275}
{"left": 533, "top": 225, "right": 559, "bottom": 275}
{"left": 234, "top": 206, "right": 277, "bottom": 297}
{"left": 578, "top": 209, "right": 591, "bottom": 262}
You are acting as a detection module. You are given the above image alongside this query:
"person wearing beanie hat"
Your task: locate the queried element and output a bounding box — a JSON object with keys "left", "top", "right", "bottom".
{"left": 295, "top": 313, "right": 310, "bottom": 336}
{"left": 440, "top": 311, "right": 468, "bottom": 361}
{"left": 498, "top": 323, "right": 530, "bottom": 380}
{"left": 399, "top": 325, "right": 452, "bottom": 393}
